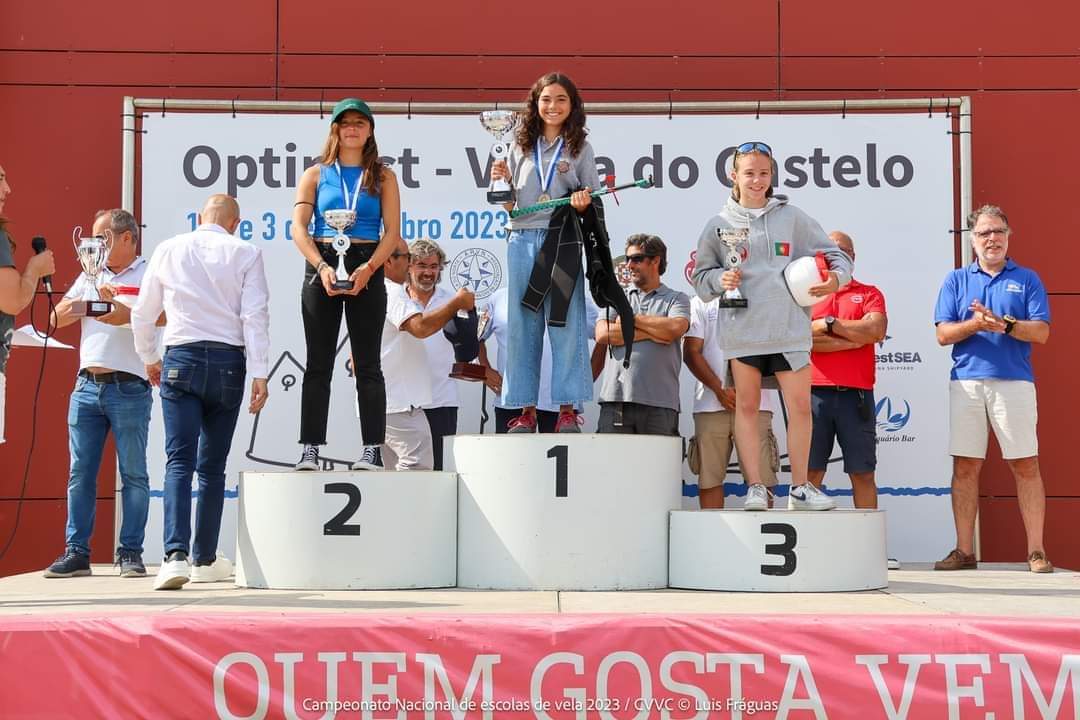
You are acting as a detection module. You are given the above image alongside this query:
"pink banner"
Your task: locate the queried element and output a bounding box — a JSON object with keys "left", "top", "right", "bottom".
{"left": 2, "top": 613, "right": 1078, "bottom": 719}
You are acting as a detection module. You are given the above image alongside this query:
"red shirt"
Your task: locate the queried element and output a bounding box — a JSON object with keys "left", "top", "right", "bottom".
{"left": 811, "top": 279, "right": 886, "bottom": 389}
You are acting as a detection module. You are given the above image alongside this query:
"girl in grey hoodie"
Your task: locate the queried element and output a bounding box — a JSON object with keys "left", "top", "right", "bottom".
{"left": 691, "top": 142, "right": 852, "bottom": 511}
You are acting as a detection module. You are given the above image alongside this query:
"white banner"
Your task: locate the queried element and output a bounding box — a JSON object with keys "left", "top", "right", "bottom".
{"left": 140, "top": 111, "right": 956, "bottom": 562}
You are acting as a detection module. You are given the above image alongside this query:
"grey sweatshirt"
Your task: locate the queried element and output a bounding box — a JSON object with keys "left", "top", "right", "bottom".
{"left": 691, "top": 195, "right": 852, "bottom": 359}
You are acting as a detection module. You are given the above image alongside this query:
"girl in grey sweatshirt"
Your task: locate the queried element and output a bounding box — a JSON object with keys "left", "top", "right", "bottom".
{"left": 691, "top": 143, "right": 852, "bottom": 510}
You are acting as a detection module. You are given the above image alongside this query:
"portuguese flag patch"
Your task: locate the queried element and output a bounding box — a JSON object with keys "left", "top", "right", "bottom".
{"left": 774, "top": 241, "right": 791, "bottom": 257}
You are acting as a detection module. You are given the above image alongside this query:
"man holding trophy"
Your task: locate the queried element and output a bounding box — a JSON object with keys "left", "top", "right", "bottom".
{"left": 43, "top": 209, "right": 157, "bottom": 579}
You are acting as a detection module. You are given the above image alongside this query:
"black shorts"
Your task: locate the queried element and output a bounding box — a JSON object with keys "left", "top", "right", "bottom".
{"left": 732, "top": 353, "right": 792, "bottom": 378}
{"left": 809, "top": 386, "right": 877, "bottom": 474}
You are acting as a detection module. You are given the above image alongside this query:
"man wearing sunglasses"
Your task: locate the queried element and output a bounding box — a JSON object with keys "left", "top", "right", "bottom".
{"left": 933, "top": 204, "right": 1052, "bottom": 573}
{"left": 595, "top": 234, "right": 690, "bottom": 435}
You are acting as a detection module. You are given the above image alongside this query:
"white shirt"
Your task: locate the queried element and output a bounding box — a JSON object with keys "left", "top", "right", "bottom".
{"left": 382, "top": 279, "right": 433, "bottom": 413}
{"left": 482, "top": 287, "right": 599, "bottom": 412}
{"left": 687, "top": 296, "right": 780, "bottom": 414}
{"left": 64, "top": 256, "right": 154, "bottom": 379}
{"left": 132, "top": 223, "right": 271, "bottom": 377}
{"left": 411, "top": 284, "right": 460, "bottom": 410}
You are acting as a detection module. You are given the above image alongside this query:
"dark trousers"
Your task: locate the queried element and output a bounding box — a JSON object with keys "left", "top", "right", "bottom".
{"left": 423, "top": 406, "right": 458, "bottom": 471}
{"left": 494, "top": 406, "right": 559, "bottom": 433}
{"left": 300, "top": 243, "right": 387, "bottom": 447}
{"left": 597, "top": 401, "right": 679, "bottom": 436}
{"left": 160, "top": 343, "right": 245, "bottom": 564}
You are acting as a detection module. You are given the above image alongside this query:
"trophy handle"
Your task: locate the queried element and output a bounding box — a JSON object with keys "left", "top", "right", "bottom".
{"left": 72, "top": 225, "right": 83, "bottom": 254}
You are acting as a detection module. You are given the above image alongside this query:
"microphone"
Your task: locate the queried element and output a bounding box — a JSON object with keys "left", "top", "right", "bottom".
{"left": 31, "top": 236, "right": 52, "bottom": 294}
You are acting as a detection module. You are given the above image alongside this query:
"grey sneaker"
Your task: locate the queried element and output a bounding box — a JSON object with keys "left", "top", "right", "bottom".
{"left": 744, "top": 483, "right": 770, "bottom": 511}
{"left": 116, "top": 548, "right": 147, "bottom": 577}
{"left": 295, "top": 444, "right": 320, "bottom": 471}
{"left": 787, "top": 483, "right": 836, "bottom": 511}
{"left": 43, "top": 549, "right": 92, "bottom": 578}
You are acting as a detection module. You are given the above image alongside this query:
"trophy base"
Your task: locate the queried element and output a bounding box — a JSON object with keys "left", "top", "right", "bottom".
{"left": 449, "top": 362, "right": 488, "bottom": 382}
{"left": 331, "top": 279, "right": 355, "bottom": 291}
{"left": 71, "top": 300, "right": 114, "bottom": 317}
{"left": 716, "top": 297, "right": 748, "bottom": 309}
{"left": 487, "top": 189, "right": 513, "bottom": 204}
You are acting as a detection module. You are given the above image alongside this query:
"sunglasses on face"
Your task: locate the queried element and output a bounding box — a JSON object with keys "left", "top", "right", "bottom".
{"left": 625, "top": 254, "right": 656, "bottom": 264}
{"left": 734, "top": 141, "right": 773, "bottom": 156}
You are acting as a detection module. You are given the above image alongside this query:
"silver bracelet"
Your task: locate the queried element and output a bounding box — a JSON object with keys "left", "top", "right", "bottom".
{"left": 315, "top": 260, "right": 329, "bottom": 273}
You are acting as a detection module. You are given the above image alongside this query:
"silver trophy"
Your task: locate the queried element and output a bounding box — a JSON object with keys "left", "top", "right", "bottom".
{"left": 70, "top": 226, "right": 114, "bottom": 317}
{"left": 322, "top": 209, "right": 357, "bottom": 291}
{"left": 479, "top": 110, "right": 519, "bottom": 204}
{"left": 716, "top": 228, "right": 750, "bottom": 309}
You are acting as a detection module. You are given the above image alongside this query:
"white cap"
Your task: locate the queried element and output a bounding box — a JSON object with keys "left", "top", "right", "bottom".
{"left": 783, "top": 253, "right": 829, "bottom": 307}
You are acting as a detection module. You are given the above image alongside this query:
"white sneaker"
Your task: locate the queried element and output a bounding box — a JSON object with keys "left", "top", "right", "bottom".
{"left": 153, "top": 552, "right": 191, "bottom": 590}
{"left": 743, "top": 483, "right": 770, "bottom": 511}
{"left": 887, "top": 558, "right": 901, "bottom": 570}
{"left": 190, "top": 553, "right": 235, "bottom": 583}
{"left": 787, "top": 483, "right": 836, "bottom": 511}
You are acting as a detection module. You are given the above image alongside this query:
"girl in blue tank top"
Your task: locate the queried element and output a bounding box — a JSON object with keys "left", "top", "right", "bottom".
{"left": 291, "top": 98, "right": 403, "bottom": 471}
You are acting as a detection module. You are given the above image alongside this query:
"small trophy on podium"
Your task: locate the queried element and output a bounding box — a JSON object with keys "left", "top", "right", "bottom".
{"left": 479, "top": 110, "right": 519, "bottom": 204}
{"left": 716, "top": 228, "right": 750, "bottom": 309}
{"left": 322, "top": 209, "right": 357, "bottom": 291}
{"left": 70, "top": 226, "right": 114, "bottom": 317}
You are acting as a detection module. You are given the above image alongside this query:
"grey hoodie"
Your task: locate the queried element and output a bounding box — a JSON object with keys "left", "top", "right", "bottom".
{"left": 691, "top": 195, "right": 852, "bottom": 359}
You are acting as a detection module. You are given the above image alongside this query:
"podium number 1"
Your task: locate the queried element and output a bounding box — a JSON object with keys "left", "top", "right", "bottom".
{"left": 324, "top": 483, "right": 362, "bottom": 536}
{"left": 547, "top": 445, "right": 568, "bottom": 497}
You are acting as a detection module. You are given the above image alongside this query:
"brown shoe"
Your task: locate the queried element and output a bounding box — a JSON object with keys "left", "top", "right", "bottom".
{"left": 934, "top": 549, "right": 977, "bottom": 571}
{"left": 1027, "top": 551, "right": 1053, "bottom": 574}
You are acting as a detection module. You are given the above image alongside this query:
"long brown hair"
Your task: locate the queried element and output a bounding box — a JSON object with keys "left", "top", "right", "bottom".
{"left": 515, "top": 72, "right": 588, "bottom": 158}
{"left": 319, "top": 120, "right": 383, "bottom": 195}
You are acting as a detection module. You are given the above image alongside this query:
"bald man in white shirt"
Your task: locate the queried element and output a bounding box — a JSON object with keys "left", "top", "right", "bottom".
{"left": 132, "top": 194, "right": 270, "bottom": 590}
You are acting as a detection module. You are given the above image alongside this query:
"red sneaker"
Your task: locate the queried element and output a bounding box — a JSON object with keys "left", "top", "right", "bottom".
{"left": 507, "top": 413, "right": 538, "bottom": 433}
{"left": 555, "top": 411, "right": 583, "bottom": 433}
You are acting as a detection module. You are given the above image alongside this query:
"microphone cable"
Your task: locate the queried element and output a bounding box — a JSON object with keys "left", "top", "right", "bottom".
{"left": 0, "top": 284, "right": 57, "bottom": 563}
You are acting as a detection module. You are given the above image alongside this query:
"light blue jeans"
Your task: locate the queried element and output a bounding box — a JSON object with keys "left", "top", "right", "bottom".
{"left": 502, "top": 228, "right": 592, "bottom": 409}
{"left": 66, "top": 375, "right": 152, "bottom": 555}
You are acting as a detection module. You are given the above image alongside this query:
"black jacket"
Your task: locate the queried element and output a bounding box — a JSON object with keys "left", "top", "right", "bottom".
{"left": 521, "top": 198, "right": 634, "bottom": 367}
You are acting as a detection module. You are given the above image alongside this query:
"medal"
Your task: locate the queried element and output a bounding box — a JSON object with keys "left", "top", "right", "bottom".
{"left": 537, "top": 193, "right": 551, "bottom": 203}
{"left": 534, "top": 136, "right": 563, "bottom": 206}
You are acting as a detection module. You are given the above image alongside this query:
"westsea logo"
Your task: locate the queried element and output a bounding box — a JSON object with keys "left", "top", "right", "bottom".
{"left": 450, "top": 248, "right": 502, "bottom": 300}
{"left": 875, "top": 335, "right": 923, "bottom": 371}
{"left": 875, "top": 396, "right": 915, "bottom": 443}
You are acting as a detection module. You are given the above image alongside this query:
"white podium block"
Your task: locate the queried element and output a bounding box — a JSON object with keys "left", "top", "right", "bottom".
{"left": 235, "top": 471, "right": 456, "bottom": 590}
{"left": 669, "top": 509, "right": 888, "bottom": 592}
{"left": 452, "top": 434, "right": 682, "bottom": 590}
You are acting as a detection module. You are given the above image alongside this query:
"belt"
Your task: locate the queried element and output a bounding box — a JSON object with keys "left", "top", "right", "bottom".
{"left": 79, "top": 369, "right": 146, "bottom": 384}
{"left": 167, "top": 341, "right": 244, "bottom": 352}
{"left": 816, "top": 385, "right": 863, "bottom": 392}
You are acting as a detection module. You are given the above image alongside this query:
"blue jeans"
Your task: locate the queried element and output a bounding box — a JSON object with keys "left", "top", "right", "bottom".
{"left": 160, "top": 343, "right": 245, "bottom": 563}
{"left": 66, "top": 375, "right": 152, "bottom": 555}
{"left": 502, "top": 229, "right": 592, "bottom": 408}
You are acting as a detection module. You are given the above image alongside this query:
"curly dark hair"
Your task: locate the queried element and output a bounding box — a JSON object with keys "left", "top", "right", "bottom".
{"left": 515, "top": 72, "right": 588, "bottom": 158}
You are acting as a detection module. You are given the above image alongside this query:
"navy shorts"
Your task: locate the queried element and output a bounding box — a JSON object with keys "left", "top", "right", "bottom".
{"left": 809, "top": 386, "right": 877, "bottom": 473}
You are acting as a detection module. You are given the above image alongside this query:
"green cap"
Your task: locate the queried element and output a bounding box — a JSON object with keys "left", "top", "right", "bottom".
{"left": 330, "top": 98, "right": 375, "bottom": 126}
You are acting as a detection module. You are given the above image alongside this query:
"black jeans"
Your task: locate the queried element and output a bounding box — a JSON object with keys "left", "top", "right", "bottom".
{"left": 423, "top": 406, "right": 458, "bottom": 471}
{"left": 300, "top": 242, "right": 387, "bottom": 447}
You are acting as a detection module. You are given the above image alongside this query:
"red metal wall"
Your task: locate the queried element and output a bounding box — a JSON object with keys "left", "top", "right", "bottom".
{"left": 1, "top": 1, "right": 1076, "bottom": 574}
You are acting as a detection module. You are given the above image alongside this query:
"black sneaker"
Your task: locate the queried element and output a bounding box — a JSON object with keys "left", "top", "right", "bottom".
{"left": 43, "top": 549, "right": 92, "bottom": 578}
{"left": 116, "top": 548, "right": 147, "bottom": 578}
{"left": 351, "top": 445, "right": 383, "bottom": 471}
{"left": 295, "top": 444, "right": 320, "bottom": 471}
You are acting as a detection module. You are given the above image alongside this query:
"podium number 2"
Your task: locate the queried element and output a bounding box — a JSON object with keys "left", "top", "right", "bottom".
{"left": 761, "top": 523, "right": 797, "bottom": 576}
{"left": 324, "top": 483, "right": 362, "bottom": 536}
{"left": 547, "top": 445, "right": 568, "bottom": 497}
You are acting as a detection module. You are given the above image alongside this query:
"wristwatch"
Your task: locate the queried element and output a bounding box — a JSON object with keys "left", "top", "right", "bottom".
{"left": 825, "top": 315, "right": 837, "bottom": 334}
{"left": 1003, "top": 314, "right": 1017, "bottom": 335}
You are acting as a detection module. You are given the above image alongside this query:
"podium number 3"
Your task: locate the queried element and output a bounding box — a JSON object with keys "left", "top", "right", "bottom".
{"left": 761, "top": 523, "right": 797, "bottom": 576}
{"left": 324, "top": 483, "right": 362, "bottom": 536}
{"left": 547, "top": 445, "right": 568, "bottom": 497}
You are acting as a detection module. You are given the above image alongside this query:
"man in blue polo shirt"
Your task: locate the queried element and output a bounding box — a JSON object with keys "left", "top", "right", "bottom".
{"left": 932, "top": 204, "right": 1052, "bottom": 573}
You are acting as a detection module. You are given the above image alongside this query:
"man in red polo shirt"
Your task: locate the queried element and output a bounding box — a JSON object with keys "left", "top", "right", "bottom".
{"left": 808, "top": 231, "right": 887, "bottom": 509}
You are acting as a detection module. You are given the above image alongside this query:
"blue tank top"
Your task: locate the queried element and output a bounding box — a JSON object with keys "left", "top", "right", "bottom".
{"left": 312, "top": 163, "right": 382, "bottom": 240}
